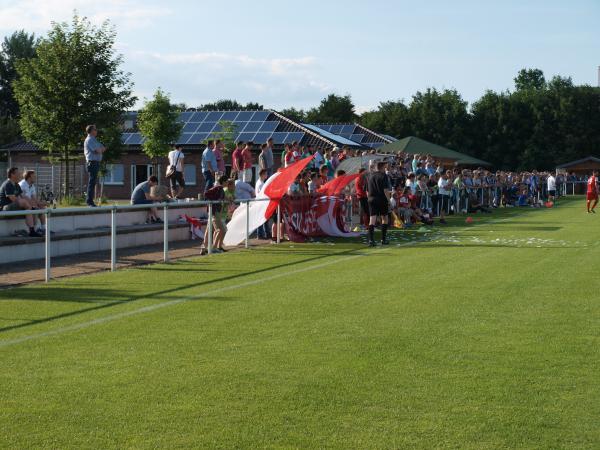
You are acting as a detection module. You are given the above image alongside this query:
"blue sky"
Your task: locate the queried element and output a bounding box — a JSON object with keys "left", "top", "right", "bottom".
{"left": 0, "top": 0, "right": 598, "bottom": 111}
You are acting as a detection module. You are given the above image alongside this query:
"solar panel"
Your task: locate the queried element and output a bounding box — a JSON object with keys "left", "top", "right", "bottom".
{"left": 330, "top": 125, "right": 343, "bottom": 134}
{"left": 341, "top": 125, "right": 356, "bottom": 134}
{"left": 182, "top": 122, "right": 200, "bottom": 133}
{"left": 250, "top": 111, "right": 269, "bottom": 121}
{"left": 197, "top": 122, "right": 216, "bottom": 133}
{"left": 236, "top": 132, "right": 256, "bottom": 142}
{"left": 178, "top": 133, "right": 193, "bottom": 145}
{"left": 271, "top": 132, "right": 288, "bottom": 144}
{"left": 254, "top": 132, "right": 272, "bottom": 143}
{"left": 286, "top": 132, "right": 304, "bottom": 143}
{"left": 241, "top": 121, "right": 262, "bottom": 132}
{"left": 185, "top": 133, "right": 211, "bottom": 145}
{"left": 220, "top": 111, "right": 239, "bottom": 121}
{"left": 190, "top": 111, "right": 208, "bottom": 122}
{"left": 259, "top": 121, "right": 278, "bottom": 132}
{"left": 178, "top": 111, "right": 194, "bottom": 122}
{"left": 206, "top": 111, "right": 223, "bottom": 122}
{"left": 234, "top": 111, "right": 254, "bottom": 122}
{"left": 212, "top": 123, "right": 223, "bottom": 133}
{"left": 351, "top": 134, "right": 365, "bottom": 142}
{"left": 338, "top": 134, "right": 353, "bottom": 139}
{"left": 317, "top": 124, "right": 334, "bottom": 132}
{"left": 127, "top": 133, "right": 145, "bottom": 145}
{"left": 121, "top": 133, "right": 132, "bottom": 144}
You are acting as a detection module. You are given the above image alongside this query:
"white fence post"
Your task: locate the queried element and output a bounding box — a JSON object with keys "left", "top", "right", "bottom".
{"left": 208, "top": 203, "right": 213, "bottom": 255}
{"left": 45, "top": 210, "right": 51, "bottom": 283}
{"left": 277, "top": 204, "right": 281, "bottom": 244}
{"left": 163, "top": 205, "right": 169, "bottom": 262}
{"left": 111, "top": 207, "right": 117, "bottom": 272}
{"left": 245, "top": 201, "right": 250, "bottom": 249}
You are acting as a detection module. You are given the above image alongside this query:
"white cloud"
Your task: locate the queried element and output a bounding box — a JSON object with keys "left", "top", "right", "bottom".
{"left": 0, "top": 0, "right": 170, "bottom": 32}
{"left": 127, "top": 50, "right": 331, "bottom": 109}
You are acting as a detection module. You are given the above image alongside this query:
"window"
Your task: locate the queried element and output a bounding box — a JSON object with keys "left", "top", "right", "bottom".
{"left": 102, "top": 164, "right": 124, "bottom": 185}
{"left": 184, "top": 164, "right": 197, "bottom": 185}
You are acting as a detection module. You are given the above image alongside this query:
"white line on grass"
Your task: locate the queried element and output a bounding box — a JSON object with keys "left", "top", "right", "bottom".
{"left": 0, "top": 244, "right": 415, "bottom": 349}
{"left": 0, "top": 211, "right": 531, "bottom": 349}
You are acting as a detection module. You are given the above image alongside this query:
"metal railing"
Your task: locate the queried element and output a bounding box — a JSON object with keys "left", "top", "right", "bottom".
{"left": 0, "top": 197, "right": 279, "bottom": 283}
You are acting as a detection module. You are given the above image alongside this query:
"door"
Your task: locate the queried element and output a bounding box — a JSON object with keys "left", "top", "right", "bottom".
{"left": 131, "top": 164, "right": 154, "bottom": 193}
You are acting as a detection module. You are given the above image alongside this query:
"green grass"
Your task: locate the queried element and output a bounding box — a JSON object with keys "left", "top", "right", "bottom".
{"left": 1, "top": 197, "right": 599, "bottom": 449}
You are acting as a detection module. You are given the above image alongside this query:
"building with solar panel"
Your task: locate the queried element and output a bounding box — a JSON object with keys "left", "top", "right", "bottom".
{"left": 1, "top": 109, "right": 395, "bottom": 199}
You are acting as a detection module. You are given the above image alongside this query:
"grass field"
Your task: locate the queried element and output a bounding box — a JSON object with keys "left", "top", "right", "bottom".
{"left": 1, "top": 196, "right": 599, "bottom": 449}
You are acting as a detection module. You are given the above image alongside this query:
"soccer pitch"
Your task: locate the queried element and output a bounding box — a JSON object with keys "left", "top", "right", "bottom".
{"left": 1, "top": 197, "right": 599, "bottom": 449}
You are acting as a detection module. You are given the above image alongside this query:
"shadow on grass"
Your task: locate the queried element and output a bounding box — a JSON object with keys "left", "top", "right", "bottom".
{"left": 0, "top": 246, "right": 361, "bottom": 334}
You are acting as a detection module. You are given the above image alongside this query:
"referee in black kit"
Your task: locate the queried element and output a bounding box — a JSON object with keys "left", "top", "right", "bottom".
{"left": 366, "top": 161, "right": 391, "bottom": 247}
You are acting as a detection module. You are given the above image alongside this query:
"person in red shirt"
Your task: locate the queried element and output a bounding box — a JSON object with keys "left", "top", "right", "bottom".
{"left": 587, "top": 170, "right": 598, "bottom": 213}
{"left": 319, "top": 165, "right": 329, "bottom": 186}
{"left": 355, "top": 168, "right": 369, "bottom": 227}
{"left": 284, "top": 146, "right": 297, "bottom": 167}
{"left": 241, "top": 142, "right": 253, "bottom": 183}
{"left": 231, "top": 142, "right": 244, "bottom": 179}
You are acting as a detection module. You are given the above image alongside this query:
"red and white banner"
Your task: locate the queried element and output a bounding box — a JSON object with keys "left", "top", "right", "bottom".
{"left": 280, "top": 195, "right": 359, "bottom": 242}
{"left": 223, "top": 156, "right": 314, "bottom": 247}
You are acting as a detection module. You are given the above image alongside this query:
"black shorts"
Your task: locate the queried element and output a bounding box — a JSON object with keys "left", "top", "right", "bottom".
{"left": 368, "top": 197, "right": 389, "bottom": 216}
{"left": 437, "top": 195, "right": 451, "bottom": 213}
{"left": 169, "top": 171, "right": 185, "bottom": 189}
{"left": 359, "top": 197, "right": 369, "bottom": 216}
{"left": 548, "top": 190, "right": 556, "bottom": 197}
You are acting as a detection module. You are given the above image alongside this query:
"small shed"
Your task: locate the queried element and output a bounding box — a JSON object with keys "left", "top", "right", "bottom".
{"left": 556, "top": 156, "right": 600, "bottom": 176}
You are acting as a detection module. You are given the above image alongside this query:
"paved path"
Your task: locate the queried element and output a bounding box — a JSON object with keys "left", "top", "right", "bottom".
{"left": 0, "top": 238, "right": 269, "bottom": 288}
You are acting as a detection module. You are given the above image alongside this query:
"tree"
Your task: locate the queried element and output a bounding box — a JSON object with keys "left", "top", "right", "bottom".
{"left": 137, "top": 88, "right": 182, "bottom": 171}
{"left": 514, "top": 68, "right": 546, "bottom": 91}
{"left": 198, "top": 99, "right": 263, "bottom": 111}
{"left": 0, "top": 116, "right": 20, "bottom": 146}
{"left": 0, "top": 30, "right": 38, "bottom": 118}
{"left": 279, "top": 107, "right": 306, "bottom": 123}
{"left": 360, "top": 100, "right": 411, "bottom": 139}
{"left": 305, "top": 94, "right": 357, "bottom": 123}
{"left": 13, "top": 15, "right": 135, "bottom": 197}
{"left": 407, "top": 88, "right": 471, "bottom": 152}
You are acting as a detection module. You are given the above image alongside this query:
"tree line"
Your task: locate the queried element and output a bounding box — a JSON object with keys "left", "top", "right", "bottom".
{"left": 1, "top": 16, "right": 599, "bottom": 177}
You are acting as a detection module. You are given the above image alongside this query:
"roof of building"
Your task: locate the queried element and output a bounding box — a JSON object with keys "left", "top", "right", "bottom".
{"left": 0, "top": 140, "right": 41, "bottom": 153}
{"left": 556, "top": 156, "right": 600, "bottom": 168}
{"left": 377, "top": 136, "right": 491, "bottom": 166}
{"left": 308, "top": 123, "right": 394, "bottom": 149}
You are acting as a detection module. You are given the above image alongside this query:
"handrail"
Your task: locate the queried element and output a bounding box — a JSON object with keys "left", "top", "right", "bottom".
{"left": 0, "top": 197, "right": 270, "bottom": 219}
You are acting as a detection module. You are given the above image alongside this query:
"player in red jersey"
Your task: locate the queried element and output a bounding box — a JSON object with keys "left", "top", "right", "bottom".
{"left": 587, "top": 170, "right": 598, "bottom": 213}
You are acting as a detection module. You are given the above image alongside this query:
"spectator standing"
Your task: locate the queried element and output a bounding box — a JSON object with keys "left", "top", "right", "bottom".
{"left": 264, "top": 138, "right": 275, "bottom": 177}
{"left": 437, "top": 171, "right": 452, "bottom": 224}
{"left": 313, "top": 146, "right": 324, "bottom": 171}
{"left": 355, "top": 168, "right": 369, "bottom": 228}
{"left": 231, "top": 142, "right": 244, "bottom": 179}
{"left": 200, "top": 175, "right": 229, "bottom": 255}
{"left": 235, "top": 179, "right": 255, "bottom": 200}
{"left": 19, "top": 170, "right": 47, "bottom": 232}
{"left": 547, "top": 172, "right": 556, "bottom": 202}
{"left": 131, "top": 175, "right": 162, "bottom": 223}
{"left": 167, "top": 144, "right": 185, "bottom": 199}
{"left": 0, "top": 167, "right": 40, "bottom": 236}
{"left": 255, "top": 169, "right": 270, "bottom": 239}
{"left": 202, "top": 140, "right": 218, "bottom": 192}
{"left": 214, "top": 140, "right": 226, "bottom": 177}
{"left": 241, "top": 142, "right": 254, "bottom": 183}
{"left": 83, "top": 124, "right": 105, "bottom": 207}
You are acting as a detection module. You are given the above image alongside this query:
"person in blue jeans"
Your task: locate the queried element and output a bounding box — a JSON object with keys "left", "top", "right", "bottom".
{"left": 202, "top": 140, "right": 217, "bottom": 193}
{"left": 83, "top": 125, "right": 105, "bottom": 207}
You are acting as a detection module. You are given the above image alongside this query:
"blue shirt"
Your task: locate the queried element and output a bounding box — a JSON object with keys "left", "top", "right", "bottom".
{"left": 201, "top": 147, "right": 217, "bottom": 172}
{"left": 131, "top": 181, "right": 151, "bottom": 204}
{"left": 84, "top": 135, "right": 103, "bottom": 162}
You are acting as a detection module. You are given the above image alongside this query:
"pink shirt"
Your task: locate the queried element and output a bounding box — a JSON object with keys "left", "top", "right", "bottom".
{"left": 213, "top": 147, "right": 225, "bottom": 172}
{"left": 241, "top": 148, "right": 253, "bottom": 170}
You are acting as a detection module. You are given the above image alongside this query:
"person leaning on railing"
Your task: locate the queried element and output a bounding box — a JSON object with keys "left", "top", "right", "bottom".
{"left": 0, "top": 167, "right": 42, "bottom": 237}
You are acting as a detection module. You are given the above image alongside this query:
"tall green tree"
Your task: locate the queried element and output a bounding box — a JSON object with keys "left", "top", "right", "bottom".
{"left": 279, "top": 107, "right": 306, "bottom": 123}
{"left": 0, "top": 30, "right": 38, "bottom": 118}
{"left": 360, "top": 100, "right": 411, "bottom": 139}
{"left": 514, "top": 68, "right": 546, "bottom": 91}
{"left": 305, "top": 94, "right": 357, "bottom": 123}
{"left": 198, "top": 99, "right": 263, "bottom": 111}
{"left": 408, "top": 88, "right": 471, "bottom": 151}
{"left": 137, "top": 88, "right": 182, "bottom": 171}
{"left": 207, "top": 120, "right": 238, "bottom": 156}
{"left": 13, "top": 15, "right": 135, "bottom": 196}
